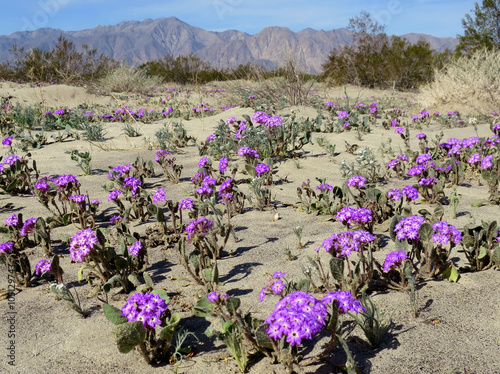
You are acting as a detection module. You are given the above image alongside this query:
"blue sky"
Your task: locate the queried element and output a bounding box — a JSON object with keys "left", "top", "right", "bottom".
{"left": 2, "top": 0, "right": 473, "bottom": 38}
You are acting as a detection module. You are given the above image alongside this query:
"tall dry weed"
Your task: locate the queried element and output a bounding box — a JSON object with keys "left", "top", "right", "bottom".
{"left": 98, "top": 64, "right": 163, "bottom": 94}
{"left": 418, "top": 49, "right": 500, "bottom": 114}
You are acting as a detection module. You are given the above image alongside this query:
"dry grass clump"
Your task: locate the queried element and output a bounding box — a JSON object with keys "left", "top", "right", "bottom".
{"left": 418, "top": 49, "right": 500, "bottom": 114}
{"left": 226, "top": 57, "right": 318, "bottom": 107}
{"left": 98, "top": 64, "right": 164, "bottom": 94}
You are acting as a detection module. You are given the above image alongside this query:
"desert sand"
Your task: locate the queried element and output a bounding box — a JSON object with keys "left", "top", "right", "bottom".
{"left": 0, "top": 82, "right": 499, "bottom": 374}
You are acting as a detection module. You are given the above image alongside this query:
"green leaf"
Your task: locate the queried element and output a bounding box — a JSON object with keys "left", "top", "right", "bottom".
{"left": 128, "top": 274, "right": 141, "bottom": 286}
{"left": 418, "top": 223, "right": 433, "bottom": 243}
{"left": 159, "top": 325, "right": 176, "bottom": 342}
{"left": 103, "top": 303, "right": 128, "bottom": 325}
{"left": 491, "top": 246, "right": 500, "bottom": 266}
{"left": 143, "top": 272, "right": 154, "bottom": 289}
{"left": 104, "top": 274, "right": 123, "bottom": 293}
{"left": 147, "top": 204, "right": 158, "bottom": 215}
{"left": 202, "top": 268, "right": 214, "bottom": 282}
{"left": 442, "top": 264, "right": 459, "bottom": 282}
{"left": 330, "top": 257, "right": 344, "bottom": 281}
{"left": 6, "top": 178, "right": 18, "bottom": 192}
{"left": 255, "top": 324, "right": 274, "bottom": 349}
{"left": 478, "top": 246, "right": 488, "bottom": 260}
{"left": 77, "top": 263, "right": 94, "bottom": 283}
{"left": 295, "top": 279, "right": 310, "bottom": 292}
{"left": 193, "top": 296, "right": 214, "bottom": 317}
{"left": 113, "top": 321, "right": 146, "bottom": 353}
{"left": 225, "top": 297, "right": 241, "bottom": 314}
{"left": 151, "top": 289, "right": 169, "bottom": 303}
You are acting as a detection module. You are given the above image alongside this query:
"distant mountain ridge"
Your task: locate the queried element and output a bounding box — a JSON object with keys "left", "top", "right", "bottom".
{"left": 0, "top": 17, "right": 458, "bottom": 74}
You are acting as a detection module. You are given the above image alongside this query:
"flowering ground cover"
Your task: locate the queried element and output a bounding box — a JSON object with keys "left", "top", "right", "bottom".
{"left": 0, "top": 81, "right": 499, "bottom": 374}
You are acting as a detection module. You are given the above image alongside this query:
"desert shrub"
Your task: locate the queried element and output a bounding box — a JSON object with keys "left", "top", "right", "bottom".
{"left": 8, "top": 36, "right": 116, "bottom": 84}
{"left": 98, "top": 65, "right": 163, "bottom": 93}
{"left": 139, "top": 54, "right": 211, "bottom": 85}
{"left": 322, "top": 11, "right": 448, "bottom": 90}
{"left": 417, "top": 48, "right": 500, "bottom": 114}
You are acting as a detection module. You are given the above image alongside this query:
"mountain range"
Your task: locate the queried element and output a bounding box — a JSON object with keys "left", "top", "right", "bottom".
{"left": 0, "top": 17, "right": 458, "bottom": 74}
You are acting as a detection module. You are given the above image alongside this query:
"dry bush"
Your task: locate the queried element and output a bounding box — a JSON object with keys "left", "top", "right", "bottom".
{"left": 418, "top": 49, "right": 500, "bottom": 114}
{"left": 226, "top": 56, "right": 318, "bottom": 107}
{"left": 98, "top": 65, "right": 163, "bottom": 94}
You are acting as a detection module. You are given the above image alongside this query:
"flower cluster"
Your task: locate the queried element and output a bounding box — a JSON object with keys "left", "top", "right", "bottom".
{"left": 335, "top": 207, "right": 373, "bottom": 228}
{"left": 109, "top": 164, "right": 132, "bottom": 179}
{"left": 207, "top": 290, "right": 229, "bottom": 303}
{"left": 402, "top": 185, "right": 419, "bottom": 201}
{"left": 1, "top": 154, "right": 20, "bottom": 166}
{"left": 264, "top": 291, "right": 328, "bottom": 346}
{"left": 382, "top": 250, "right": 407, "bottom": 272}
{"left": 185, "top": 217, "right": 213, "bottom": 240}
{"left": 237, "top": 147, "right": 259, "bottom": 159}
{"left": 34, "top": 177, "right": 50, "bottom": 193}
{"left": 0, "top": 242, "right": 14, "bottom": 253}
{"left": 218, "top": 157, "right": 228, "bottom": 173}
{"left": 123, "top": 176, "right": 142, "bottom": 196}
{"left": 321, "top": 291, "right": 365, "bottom": 314}
{"left": 35, "top": 259, "right": 52, "bottom": 275}
{"left": 69, "top": 194, "right": 88, "bottom": 206}
{"left": 346, "top": 175, "right": 366, "bottom": 188}
{"left": 155, "top": 150, "right": 171, "bottom": 162}
{"left": 255, "top": 163, "right": 270, "bottom": 177}
{"left": 259, "top": 272, "right": 286, "bottom": 302}
{"left": 108, "top": 190, "right": 122, "bottom": 201}
{"left": 121, "top": 292, "right": 168, "bottom": 329}
{"left": 178, "top": 198, "right": 194, "bottom": 210}
{"left": 198, "top": 157, "right": 209, "bottom": 168}
{"left": 5, "top": 214, "right": 18, "bottom": 226}
{"left": 20, "top": 217, "right": 37, "bottom": 237}
{"left": 394, "top": 215, "right": 425, "bottom": 241}
{"left": 316, "top": 230, "right": 375, "bottom": 257}
{"left": 127, "top": 241, "right": 143, "bottom": 256}
{"left": 152, "top": 188, "right": 166, "bottom": 203}
{"left": 2, "top": 136, "right": 13, "bottom": 146}
{"left": 387, "top": 188, "right": 402, "bottom": 201}
{"left": 69, "top": 228, "right": 98, "bottom": 262}
{"left": 51, "top": 174, "right": 79, "bottom": 188}
{"left": 431, "top": 221, "right": 462, "bottom": 246}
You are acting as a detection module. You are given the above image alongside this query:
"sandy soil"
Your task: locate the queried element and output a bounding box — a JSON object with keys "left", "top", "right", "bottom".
{"left": 0, "top": 82, "right": 499, "bottom": 374}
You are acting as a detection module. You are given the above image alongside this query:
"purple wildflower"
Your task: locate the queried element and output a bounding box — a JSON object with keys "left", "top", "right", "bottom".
{"left": 127, "top": 241, "right": 142, "bottom": 256}
{"left": 178, "top": 198, "right": 194, "bottom": 210}
{"left": 5, "top": 214, "right": 18, "bottom": 226}
{"left": 121, "top": 292, "right": 168, "bottom": 329}
{"left": 402, "top": 185, "right": 419, "bottom": 201}
{"left": 2, "top": 136, "right": 13, "bottom": 146}
{"left": 481, "top": 155, "right": 494, "bottom": 169}
{"left": 387, "top": 188, "right": 402, "bottom": 201}
{"left": 35, "top": 259, "right": 52, "bottom": 275}
{"left": 219, "top": 157, "right": 228, "bottom": 173}
{"left": 322, "top": 290, "right": 365, "bottom": 314}
{"left": 394, "top": 215, "right": 425, "bottom": 241}
{"left": 152, "top": 188, "right": 166, "bottom": 203}
{"left": 185, "top": 217, "right": 213, "bottom": 240}
{"left": 108, "top": 190, "right": 122, "bottom": 201}
{"left": 255, "top": 163, "right": 270, "bottom": 177}
{"left": 198, "top": 157, "right": 209, "bottom": 168}
{"left": 382, "top": 250, "right": 407, "bottom": 272}
{"left": 0, "top": 242, "right": 14, "bottom": 253}
{"left": 69, "top": 228, "right": 98, "bottom": 262}
{"left": 431, "top": 221, "right": 462, "bottom": 246}
{"left": 346, "top": 175, "right": 366, "bottom": 188}
{"left": 20, "top": 217, "right": 37, "bottom": 236}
